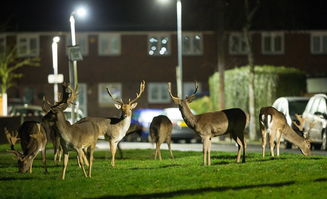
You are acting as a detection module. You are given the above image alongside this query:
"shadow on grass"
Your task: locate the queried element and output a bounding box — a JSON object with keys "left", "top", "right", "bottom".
{"left": 90, "top": 181, "right": 295, "bottom": 199}
{"left": 128, "top": 164, "right": 182, "bottom": 170}
{"left": 314, "top": 177, "right": 327, "bottom": 182}
{"left": 0, "top": 177, "right": 34, "bottom": 181}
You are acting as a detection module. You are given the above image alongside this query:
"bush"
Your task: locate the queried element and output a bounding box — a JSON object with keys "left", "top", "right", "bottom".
{"left": 209, "top": 65, "right": 306, "bottom": 118}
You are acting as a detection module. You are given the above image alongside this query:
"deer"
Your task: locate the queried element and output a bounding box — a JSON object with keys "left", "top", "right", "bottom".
{"left": 259, "top": 106, "right": 311, "bottom": 157}
{"left": 104, "top": 80, "right": 145, "bottom": 167}
{"left": 4, "top": 127, "right": 20, "bottom": 150}
{"left": 6, "top": 122, "right": 48, "bottom": 173}
{"left": 149, "top": 115, "right": 174, "bottom": 160}
{"left": 167, "top": 82, "right": 247, "bottom": 166}
{"left": 42, "top": 83, "right": 99, "bottom": 179}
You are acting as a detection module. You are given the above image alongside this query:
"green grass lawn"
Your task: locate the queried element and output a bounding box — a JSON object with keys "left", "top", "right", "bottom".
{"left": 0, "top": 144, "right": 326, "bottom": 199}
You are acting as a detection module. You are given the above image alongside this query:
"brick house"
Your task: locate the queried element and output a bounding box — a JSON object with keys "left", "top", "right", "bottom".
{"left": 1, "top": 30, "right": 327, "bottom": 117}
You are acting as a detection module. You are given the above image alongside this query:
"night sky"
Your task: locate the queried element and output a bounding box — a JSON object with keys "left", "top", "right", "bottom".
{"left": 1, "top": 0, "right": 327, "bottom": 32}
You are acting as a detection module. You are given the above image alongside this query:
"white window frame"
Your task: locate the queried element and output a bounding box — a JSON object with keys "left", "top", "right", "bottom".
{"left": 261, "top": 32, "right": 284, "bottom": 55}
{"left": 148, "top": 83, "right": 170, "bottom": 103}
{"left": 228, "top": 32, "right": 248, "bottom": 55}
{"left": 98, "top": 83, "right": 122, "bottom": 107}
{"left": 311, "top": 32, "right": 327, "bottom": 54}
{"left": 0, "top": 35, "right": 6, "bottom": 56}
{"left": 148, "top": 33, "right": 171, "bottom": 56}
{"left": 182, "top": 33, "right": 203, "bottom": 55}
{"left": 17, "top": 34, "right": 39, "bottom": 57}
{"left": 98, "top": 33, "right": 121, "bottom": 56}
{"left": 66, "top": 33, "right": 89, "bottom": 56}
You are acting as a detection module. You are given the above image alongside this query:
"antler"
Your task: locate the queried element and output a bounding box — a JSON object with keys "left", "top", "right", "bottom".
{"left": 167, "top": 82, "right": 181, "bottom": 102}
{"left": 128, "top": 80, "right": 146, "bottom": 105}
{"left": 106, "top": 88, "right": 124, "bottom": 105}
{"left": 185, "top": 81, "right": 199, "bottom": 102}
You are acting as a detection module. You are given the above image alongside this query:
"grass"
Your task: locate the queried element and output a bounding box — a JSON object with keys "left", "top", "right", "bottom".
{"left": 0, "top": 144, "right": 327, "bottom": 199}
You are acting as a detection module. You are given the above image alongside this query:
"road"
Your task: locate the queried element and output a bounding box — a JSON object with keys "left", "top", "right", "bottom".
{"left": 96, "top": 140, "right": 327, "bottom": 156}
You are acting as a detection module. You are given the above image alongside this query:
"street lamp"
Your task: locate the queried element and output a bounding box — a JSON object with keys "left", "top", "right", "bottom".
{"left": 68, "top": 6, "right": 87, "bottom": 123}
{"left": 159, "top": 0, "right": 183, "bottom": 98}
{"left": 52, "top": 36, "right": 60, "bottom": 102}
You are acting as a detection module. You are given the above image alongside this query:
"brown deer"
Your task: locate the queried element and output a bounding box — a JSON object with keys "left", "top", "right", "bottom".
{"left": 167, "top": 82, "right": 247, "bottom": 165}
{"left": 104, "top": 80, "right": 145, "bottom": 167}
{"left": 43, "top": 83, "right": 99, "bottom": 179}
{"left": 150, "top": 115, "right": 174, "bottom": 160}
{"left": 6, "top": 122, "right": 48, "bottom": 173}
{"left": 4, "top": 127, "right": 20, "bottom": 150}
{"left": 259, "top": 106, "right": 311, "bottom": 157}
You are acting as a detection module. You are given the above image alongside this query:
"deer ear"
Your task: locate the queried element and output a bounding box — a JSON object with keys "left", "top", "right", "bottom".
{"left": 114, "top": 104, "right": 121, "bottom": 110}
{"left": 131, "top": 103, "right": 138, "bottom": 109}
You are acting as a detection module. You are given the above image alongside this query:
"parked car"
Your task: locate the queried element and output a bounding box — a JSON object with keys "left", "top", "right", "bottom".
{"left": 10, "top": 104, "right": 44, "bottom": 117}
{"left": 302, "top": 94, "right": 327, "bottom": 150}
{"left": 272, "top": 96, "right": 309, "bottom": 148}
{"left": 163, "top": 108, "right": 200, "bottom": 143}
{"left": 128, "top": 108, "right": 164, "bottom": 142}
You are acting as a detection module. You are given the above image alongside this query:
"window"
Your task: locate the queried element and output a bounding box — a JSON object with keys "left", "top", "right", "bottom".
{"left": 98, "top": 83, "right": 122, "bottom": 107}
{"left": 66, "top": 33, "right": 89, "bottom": 56}
{"left": 148, "top": 83, "right": 170, "bottom": 103}
{"left": 311, "top": 32, "right": 327, "bottom": 54}
{"left": 98, "top": 33, "right": 121, "bottom": 56}
{"left": 148, "top": 34, "right": 170, "bottom": 56}
{"left": 17, "top": 34, "right": 39, "bottom": 57}
{"left": 0, "top": 35, "right": 5, "bottom": 56}
{"left": 261, "top": 32, "right": 284, "bottom": 55}
{"left": 229, "top": 33, "right": 248, "bottom": 55}
{"left": 182, "top": 33, "right": 203, "bottom": 55}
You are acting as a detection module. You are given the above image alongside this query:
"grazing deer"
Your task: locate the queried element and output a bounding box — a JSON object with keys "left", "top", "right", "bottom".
{"left": 7, "top": 122, "right": 48, "bottom": 173}
{"left": 259, "top": 106, "right": 311, "bottom": 157}
{"left": 43, "top": 83, "right": 99, "bottom": 179}
{"left": 150, "top": 115, "right": 174, "bottom": 160}
{"left": 105, "top": 80, "right": 145, "bottom": 167}
{"left": 168, "top": 82, "right": 247, "bottom": 165}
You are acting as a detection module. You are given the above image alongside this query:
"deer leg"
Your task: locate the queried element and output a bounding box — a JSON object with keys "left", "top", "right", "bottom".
{"left": 62, "top": 152, "right": 69, "bottom": 180}
{"left": 82, "top": 149, "right": 89, "bottom": 167}
{"left": 276, "top": 129, "right": 282, "bottom": 157}
{"left": 156, "top": 142, "right": 162, "bottom": 161}
{"left": 235, "top": 137, "right": 245, "bottom": 163}
{"left": 88, "top": 148, "right": 94, "bottom": 178}
{"left": 269, "top": 131, "right": 275, "bottom": 157}
{"left": 208, "top": 138, "right": 212, "bottom": 166}
{"left": 42, "top": 149, "right": 48, "bottom": 173}
{"left": 77, "top": 149, "right": 87, "bottom": 177}
{"left": 110, "top": 141, "right": 117, "bottom": 167}
{"left": 202, "top": 137, "right": 210, "bottom": 166}
{"left": 167, "top": 139, "right": 174, "bottom": 159}
{"left": 261, "top": 128, "right": 267, "bottom": 158}
{"left": 154, "top": 142, "right": 158, "bottom": 160}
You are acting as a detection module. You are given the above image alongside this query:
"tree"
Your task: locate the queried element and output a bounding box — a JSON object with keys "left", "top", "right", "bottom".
{"left": 0, "top": 47, "right": 40, "bottom": 115}
{"left": 242, "top": 0, "right": 260, "bottom": 140}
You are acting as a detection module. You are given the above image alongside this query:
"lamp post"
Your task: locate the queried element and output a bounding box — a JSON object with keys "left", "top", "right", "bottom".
{"left": 52, "top": 36, "right": 60, "bottom": 102}
{"left": 68, "top": 6, "right": 87, "bottom": 123}
{"left": 159, "top": 0, "right": 183, "bottom": 98}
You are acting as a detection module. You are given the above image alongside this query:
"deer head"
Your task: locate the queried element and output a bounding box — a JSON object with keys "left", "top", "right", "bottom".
{"left": 167, "top": 81, "right": 198, "bottom": 106}
{"left": 106, "top": 81, "right": 145, "bottom": 118}
{"left": 4, "top": 128, "right": 20, "bottom": 149}
{"left": 300, "top": 139, "right": 311, "bottom": 156}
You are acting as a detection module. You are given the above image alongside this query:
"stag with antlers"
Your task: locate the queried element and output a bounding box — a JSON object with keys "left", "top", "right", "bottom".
{"left": 168, "top": 82, "right": 247, "bottom": 165}
{"left": 43, "top": 82, "right": 100, "bottom": 179}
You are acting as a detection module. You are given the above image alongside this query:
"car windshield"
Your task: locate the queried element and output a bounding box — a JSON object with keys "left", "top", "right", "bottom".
{"left": 289, "top": 100, "right": 308, "bottom": 116}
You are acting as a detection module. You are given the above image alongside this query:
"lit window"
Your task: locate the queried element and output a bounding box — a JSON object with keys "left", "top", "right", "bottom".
{"left": 261, "top": 32, "right": 284, "bottom": 55}
{"left": 148, "top": 34, "right": 170, "bottom": 56}
{"left": 98, "top": 83, "right": 122, "bottom": 107}
{"left": 66, "top": 33, "right": 89, "bottom": 56}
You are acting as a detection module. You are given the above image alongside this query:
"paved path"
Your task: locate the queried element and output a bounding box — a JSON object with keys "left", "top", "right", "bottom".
{"left": 96, "top": 140, "right": 327, "bottom": 156}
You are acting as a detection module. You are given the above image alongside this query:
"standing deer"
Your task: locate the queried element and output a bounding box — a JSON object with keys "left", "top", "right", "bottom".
{"left": 150, "top": 115, "right": 174, "bottom": 160}
{"left": 7, "top": 122, "right": 48, "bottom": 173}
{"left": 43, "top": 83, "right": 99, "bottom": 179}
{"left": 259, "top": 106, "right": 311, "bottom": 157}
{"left": 105, "top": 80, "right": 145, "bottom": 167}
{"left": 168, "top": 82, "right": 247, "bottom": 165}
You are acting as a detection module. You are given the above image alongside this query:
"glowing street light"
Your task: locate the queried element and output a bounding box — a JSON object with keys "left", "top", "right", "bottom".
{"left": 158, "top": 0, "right": 183, "bottom": 98}
{"left": 68, "top": 6, "right": 88, "bottom": 123}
